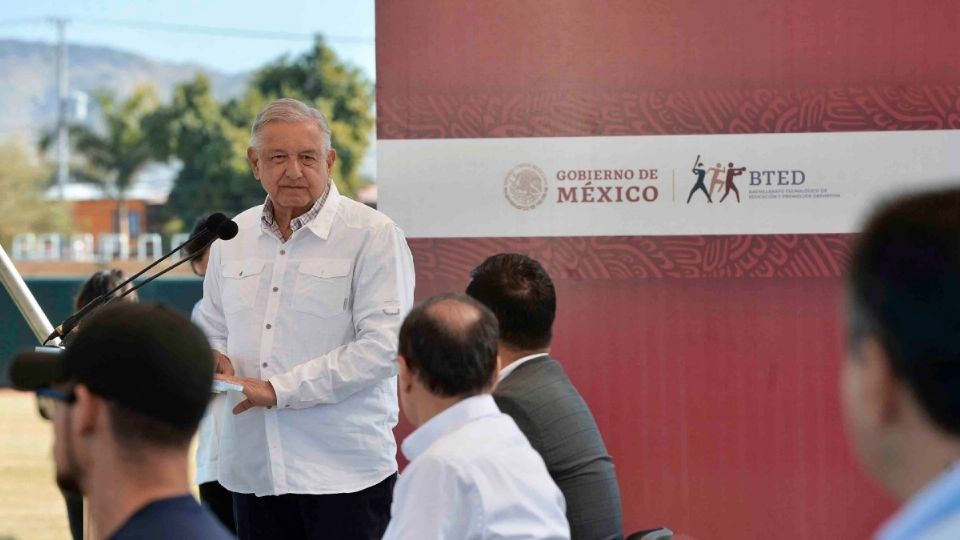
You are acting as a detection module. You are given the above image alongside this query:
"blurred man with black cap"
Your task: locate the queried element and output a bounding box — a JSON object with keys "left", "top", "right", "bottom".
{"left": 10, "top": 303, "right": 233, "bottom": 540}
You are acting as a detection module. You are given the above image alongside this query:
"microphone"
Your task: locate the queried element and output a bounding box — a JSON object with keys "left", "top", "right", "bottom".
{"left": 112, "top": 219, "right": 239, "bottom": 303}
{"left": 44, "top": 213, "right": 231, "bottom": 343}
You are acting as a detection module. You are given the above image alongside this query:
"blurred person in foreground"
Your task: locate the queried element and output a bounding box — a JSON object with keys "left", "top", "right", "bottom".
{"left": 842, "top": 187, "right": 960, "bottom": 540}
{"left": 195, "top": 98, "right": 415, "bottom": 539}
{"left": 467, "top": 253, "right": 624, "bottom": 539}
{"left": 59, "top": 268, "right": 141, "bottom": 539}
{"left": 11, "top": 303, "right": 232, "bottom": 539}
{"left": 383, "top": 294, "right": 569, "bottom": 539}
{"left": 183, "top": 215, "right": 236, "bottom": 534}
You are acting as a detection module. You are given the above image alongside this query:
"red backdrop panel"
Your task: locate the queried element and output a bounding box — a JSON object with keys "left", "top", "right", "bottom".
{"left": 374, "top": 1, "right": 960, "bottom": 537}
{"left": 401, "top": 236, "right": 877, "bottom": 537}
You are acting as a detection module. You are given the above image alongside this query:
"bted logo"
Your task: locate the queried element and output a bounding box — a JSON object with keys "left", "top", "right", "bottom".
{"left": 686, "top": 154, "right": 806, "bottom": 204}
{"left": 686, "top": 154, "right": 746, "bottom": 204}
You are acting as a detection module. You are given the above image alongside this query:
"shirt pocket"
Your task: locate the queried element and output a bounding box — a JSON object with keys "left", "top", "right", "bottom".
{"left": 291, "top": 259, "right": 353, "bottom": 317}
{"left": 220, "top": 260, "right": 266, "bottom": 314}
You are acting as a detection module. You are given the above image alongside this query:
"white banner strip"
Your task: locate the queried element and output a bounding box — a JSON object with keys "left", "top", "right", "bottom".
{"left": 378, "top": 131, "right": 960, "bottom": 238}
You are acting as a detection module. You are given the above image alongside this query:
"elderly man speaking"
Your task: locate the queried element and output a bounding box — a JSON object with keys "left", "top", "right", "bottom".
{"left": 196, "top": 98, "right": 415, "bottom": 540}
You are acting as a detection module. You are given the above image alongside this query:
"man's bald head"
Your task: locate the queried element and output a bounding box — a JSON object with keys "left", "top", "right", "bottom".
{"left": 398, "top": 294, "right": 499, "bottom": 398}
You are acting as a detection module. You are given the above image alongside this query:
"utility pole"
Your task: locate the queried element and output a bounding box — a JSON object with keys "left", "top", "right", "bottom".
{"left": 52, "top": 17, "right": 69, "bottom": 200}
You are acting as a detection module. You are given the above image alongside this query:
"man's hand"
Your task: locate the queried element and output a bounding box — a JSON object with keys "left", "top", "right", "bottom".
{"left": 213, "top": 350, "right": 235, "bottom": 377}
{"left": 215, "top": 374, "right": 278, "bottom": 414}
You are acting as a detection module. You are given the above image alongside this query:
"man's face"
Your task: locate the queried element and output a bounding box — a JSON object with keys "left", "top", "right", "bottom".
{"left": 50, "top": 388, "right": 83, "bottom": 494}
{"left": 841, "top": 335, "right": 898, "bottom": 492}
{"left": 247, "top": 120, "right": 336, "bottom": 217}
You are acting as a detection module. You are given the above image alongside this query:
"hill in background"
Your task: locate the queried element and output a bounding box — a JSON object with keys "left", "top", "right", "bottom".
{"left": 0, "top": 39, "right": 248, "bottom": 142}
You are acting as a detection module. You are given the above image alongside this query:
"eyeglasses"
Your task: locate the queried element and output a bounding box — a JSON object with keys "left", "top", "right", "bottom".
{"left": 36, "top": 388, "right": 76, "bottom": 421}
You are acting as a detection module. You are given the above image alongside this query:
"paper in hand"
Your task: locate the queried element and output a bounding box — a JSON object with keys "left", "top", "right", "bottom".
{"left": 212, "top": 379, "right": 244, "bottom": 394}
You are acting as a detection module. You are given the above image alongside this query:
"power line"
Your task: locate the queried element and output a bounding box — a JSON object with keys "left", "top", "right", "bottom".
{"left": 0, "top": 16, "right": 374, "bottom": 44}
{"left": 0, "top": 17, "right": 48, "bottom": 27}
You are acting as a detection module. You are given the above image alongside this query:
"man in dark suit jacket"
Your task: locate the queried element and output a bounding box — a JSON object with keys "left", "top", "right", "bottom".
{"left": 466, "top": 253, "right": 624, "bottom": 540}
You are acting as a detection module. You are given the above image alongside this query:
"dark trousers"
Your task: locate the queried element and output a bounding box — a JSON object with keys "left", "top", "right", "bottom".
{"left": 200, "top": 481, "right": 237, "bottom": 534}
{"left": 233, "top": 473, "right": 396, "bottom": 540}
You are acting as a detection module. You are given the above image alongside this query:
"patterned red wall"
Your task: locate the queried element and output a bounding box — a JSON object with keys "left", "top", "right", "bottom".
{"left": 377, "top": 1, "right": 960, "bottom": 537}
{"left": 379, "top": 86, "right": 960, "bottom": 139}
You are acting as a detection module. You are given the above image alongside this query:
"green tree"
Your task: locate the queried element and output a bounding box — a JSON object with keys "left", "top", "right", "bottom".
{"left": 156, "top": 36, "right": 375, "bottom": 230}
{"left": 47, "top": 86, "right": 160, "bottom": 238}
{"left": 247, "top": 35, "right": 375, "bottom": 195}
{"left": 0, "top": 139, "right": 69, "bottom": 249}
{"left": 145, "top": 75, "right": 257, "bottom": 228}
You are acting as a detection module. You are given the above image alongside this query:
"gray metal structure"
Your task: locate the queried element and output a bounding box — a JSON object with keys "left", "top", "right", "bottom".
{"left": 0, "top": 243, "right": 59, "bottom": 347}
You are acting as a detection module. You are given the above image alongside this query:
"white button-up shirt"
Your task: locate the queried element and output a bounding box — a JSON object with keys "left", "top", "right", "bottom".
{"left": 383, "top": 394, "right": 570, "bottom": 540}
{"left": 497, "top": 353, "right": 549, "bottom": 383}
{"left": 192, "top": 300, "right": 227, "bottom": 485}
{"left": 876, "top": 463, "right": 960, "bottom": 540}
{"left": 196, "top": 183, "right": 415, "bottom": 496}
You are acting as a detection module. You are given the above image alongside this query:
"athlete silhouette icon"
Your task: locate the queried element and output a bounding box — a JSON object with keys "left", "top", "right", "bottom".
{"left": 686, "top": 155, "right": 712, "bottom": 203}
{"left": 720, "top": 162, "right": 746, "bottom": 203}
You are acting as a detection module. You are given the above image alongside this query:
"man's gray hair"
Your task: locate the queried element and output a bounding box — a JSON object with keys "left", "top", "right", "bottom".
{"left": 250, "top": 98, "right": 332, "bottom": 152}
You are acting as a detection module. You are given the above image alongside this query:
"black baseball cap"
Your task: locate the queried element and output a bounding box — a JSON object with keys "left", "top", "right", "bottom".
{"left": 9, "top": 303, "right": 214, "bottom": 430}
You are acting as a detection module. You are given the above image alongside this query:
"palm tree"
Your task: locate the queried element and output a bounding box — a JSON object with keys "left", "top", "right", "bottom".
{"left": 43, "top": 85, "right": 159, "bottom": 240}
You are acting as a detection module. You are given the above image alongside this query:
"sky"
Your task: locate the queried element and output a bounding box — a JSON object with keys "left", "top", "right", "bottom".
{"left": 0, "top": 0, "right": 376, "bottom": 78}
{"left": 0, "top": 0, "right": 378, "bottom": 182}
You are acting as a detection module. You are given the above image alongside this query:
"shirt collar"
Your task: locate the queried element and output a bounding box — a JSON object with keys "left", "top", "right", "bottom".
{"left": 259, "top": 181, "right": 338, "bottom": 241}
{"left": 876, "top": 461, "right": 960, "bottom": 540}
{"left": 401, "top": 394, "right": 501, "bottom": 462}
{"left": 305, "top": 180, "right": 340, "bottom": 240}
{"left": 497, "top": 353, "right": 549, "bottom": 382}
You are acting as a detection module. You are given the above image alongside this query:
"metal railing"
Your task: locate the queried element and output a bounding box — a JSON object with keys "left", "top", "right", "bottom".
{"left": 9, "top": 232, "right": 188, "bottom": 262}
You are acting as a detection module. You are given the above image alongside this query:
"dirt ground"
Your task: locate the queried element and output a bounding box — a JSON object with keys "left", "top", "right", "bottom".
{"left": 0, "top": 390, "right": 70, "bottom": 540}
{"left": 0, "top": 391, "right": 201, "bottom": 540}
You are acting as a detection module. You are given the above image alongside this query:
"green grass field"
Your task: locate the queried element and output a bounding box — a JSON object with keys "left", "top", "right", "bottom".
{"left": 0, "top": 390, "right": 204, "bottom": 540}
{"left": 0, "top": 390, "right": 70, "bottom": 540}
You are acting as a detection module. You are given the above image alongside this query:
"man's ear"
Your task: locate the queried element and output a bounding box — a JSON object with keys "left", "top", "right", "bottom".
{"left": 325, "top": 148, "right": 337, "bottom": 174}
{"left": 247, "top": 147, "right": 261, "bottom": 180}
{"left": 858, "top": 337, "right": 901, "bottom": 426}
{"left": 398, "top": 355, "right": 413, "bottom": 394}
{"left": 72, "top": 384, "right": 102, "bottom": 438}
{"left": 491, "top": 355, "right": 502, "bottom": 389}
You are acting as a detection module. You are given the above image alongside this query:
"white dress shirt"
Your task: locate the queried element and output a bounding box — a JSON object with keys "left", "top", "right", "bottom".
{"left": 497, "top": 353, "right": 549, "bottom": 383}
{"left": 192, "top": 300, "right": 226, "bottom": 485}
{"left": 383, "top": 394, "right": 570, "bottom": 540}
{"left": 195, "top": 183, "right": 415, "bottom": 496}
{"left": 876, "top": 463, "right": 960, "bottom": 540}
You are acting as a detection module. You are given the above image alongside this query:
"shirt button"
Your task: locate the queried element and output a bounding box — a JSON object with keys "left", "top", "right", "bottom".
{"left": 272, "top": 287, "right": 279, "bottom": 292}
{"left": 265, "top": 323, "right": 272, "bottom": 330}
{"left": 279, "top": 250, "right": 286, "bottom": 255}
{"left": 262, "top": 362, "right": 268, "bottom": 368}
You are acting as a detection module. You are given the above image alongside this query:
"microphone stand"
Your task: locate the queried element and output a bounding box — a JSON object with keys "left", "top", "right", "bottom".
{"left": 44, "top": 214, "right": 227, "bottom": 344}
{"left": 114, "top": 219, "right": 238, "bottom": 303}
{"left": 113, "top": 243, "right": 210, "bottom": 302}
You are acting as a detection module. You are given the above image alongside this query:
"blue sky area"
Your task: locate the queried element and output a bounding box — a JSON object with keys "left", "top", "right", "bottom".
{"left": 0, "top": 0, "right": 376, "bottom": 78}
{"left": 0, "top": 0, "right": 378, "bottom": 183}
